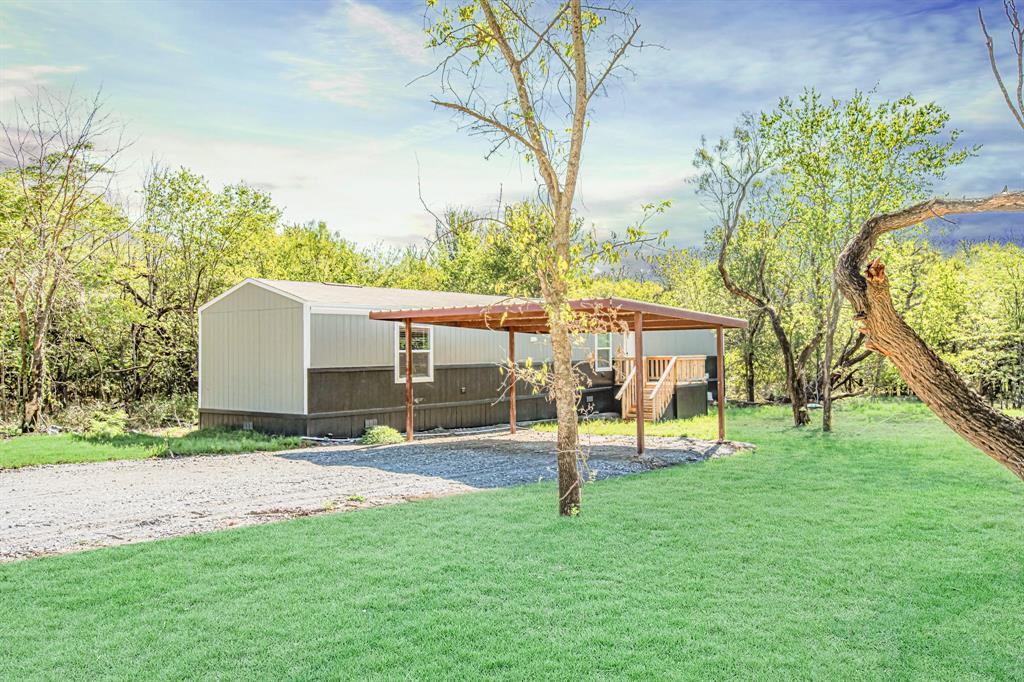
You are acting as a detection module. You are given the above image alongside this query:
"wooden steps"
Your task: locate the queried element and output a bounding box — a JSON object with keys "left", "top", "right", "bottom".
{"left": 616, "top": 355, "right": 707, "bottom": 422}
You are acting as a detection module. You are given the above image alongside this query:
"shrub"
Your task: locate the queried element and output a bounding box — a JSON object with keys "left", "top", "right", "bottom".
{"left": 87, "top": 409, "right": 128, "bottom": 438}
{"left": 127, "top": 393, "right": 198, "bottom": 430}
{"left": 53, "top": 401, "right": 104, "bottom": 432}
{"left": 360, "top": 425, "right": 403, "bottom": 445}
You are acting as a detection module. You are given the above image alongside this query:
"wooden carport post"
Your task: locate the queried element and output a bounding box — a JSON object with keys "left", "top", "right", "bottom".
{"left": 634, "top": 312, "right": 645, "bottom": 456}
{"left": 508, "top": 329, "right": 517, "bottom": 434}
{"left": 405, "top": 318, "right": 413, "bottom": 441}
{"left": 716, "top": 325, "right": 726, "bottom": 442}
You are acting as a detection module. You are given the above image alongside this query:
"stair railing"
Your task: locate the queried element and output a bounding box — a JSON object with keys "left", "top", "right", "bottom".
{"left": 646, "top": 356, "right": 678, "bottom": 421}
{"left": 615, "top": 366, "right": 636, "bottom": 418}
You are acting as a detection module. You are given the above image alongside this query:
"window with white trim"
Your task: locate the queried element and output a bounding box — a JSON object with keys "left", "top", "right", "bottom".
{"left": 394, "top": 325, "right": 434, "bottom": 383}
{"left": 594, "top": 332, "right": 612, "bottom": 371}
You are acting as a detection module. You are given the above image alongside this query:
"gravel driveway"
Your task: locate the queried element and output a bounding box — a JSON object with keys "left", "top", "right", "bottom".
{"left": 1, "top": 429, "right": 743, "bottom": 561}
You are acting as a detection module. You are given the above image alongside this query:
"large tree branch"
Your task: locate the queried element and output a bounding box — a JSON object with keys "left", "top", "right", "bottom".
{"left": 430, "top": 99, "right": 538, "bottom": 154}
{"left": 836, "top": 190, "right": 1024, "bottom": 480}
{"left": 478, "top": 0, "right": 562, "bottom": 201}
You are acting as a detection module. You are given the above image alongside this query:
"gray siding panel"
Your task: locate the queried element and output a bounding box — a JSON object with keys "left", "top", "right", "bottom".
{"left": 310, "top": 313, "right": 714, "bottom": 370}
{"left": 311, "top": 313, "right": 558, "bottom": 369}
{"left": 638, "top": 329, "right": 716, "bottom": 357}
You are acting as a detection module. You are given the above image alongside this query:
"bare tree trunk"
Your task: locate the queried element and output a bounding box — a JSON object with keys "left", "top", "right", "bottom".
{"left": 979, "top": 3, "right": 1024, "bottom": 132}
{"left": 837, "top": 192, "right": 1024, "bottom": 480}
{"left": 821, "top": 287, "right": 844, "bottom": 432}
{"left": 550, "top": 319, "right": 582, "bottom": 515}
{"left": 744, "top": 348, "right": 755, "bottom": 403}
{"left": 20, "top": 333, "right": 45, "bottom": 432}
{"left": 765, "top": 310, "right": 813, "bottom": 426}
{"left": 742, "top": 312, "right": 765, "bottom": 403}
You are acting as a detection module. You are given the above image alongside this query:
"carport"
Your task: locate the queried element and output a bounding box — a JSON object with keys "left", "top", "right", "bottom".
{"left": 369, "top": 297, "right": 748, "bottom": 454}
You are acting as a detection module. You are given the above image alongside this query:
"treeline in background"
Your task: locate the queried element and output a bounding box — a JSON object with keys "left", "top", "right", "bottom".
{"left": 2, "top": 91, "right": 1022, "bottom": 433}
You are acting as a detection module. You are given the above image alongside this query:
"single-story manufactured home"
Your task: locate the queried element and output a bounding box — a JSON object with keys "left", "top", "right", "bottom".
{"left": 198, "top": 278, "right": 727, "bottom": 438}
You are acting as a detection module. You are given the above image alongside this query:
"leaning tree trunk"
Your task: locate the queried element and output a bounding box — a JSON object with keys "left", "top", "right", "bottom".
{"left": 766, "top": 310, "right": 812, "bottom": 426}
{"left": 836, "top": 191, "right": 1024, "bottom": 480}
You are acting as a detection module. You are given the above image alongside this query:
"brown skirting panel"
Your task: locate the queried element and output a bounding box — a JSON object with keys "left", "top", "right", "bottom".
{"left": 306, "top": 387, "right": 616, "bottom": 438}
{"left": 198, "top": 409, "right": 307, "bottom": 435}
{"left": 307, "top": 363, "right": 612, "bottom": 414}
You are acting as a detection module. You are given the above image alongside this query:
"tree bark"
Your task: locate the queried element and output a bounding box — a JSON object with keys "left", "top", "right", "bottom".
{"left": 836, "top": 191, "right": 1024, "bottom": 480}
{"left": 550, "top": 302, "right": 582, "bottom": 515}
{"left": 742, "top": 311, "right": 765, "bottom": 403}
{"left": 21, "top": 365, "right": 43, "bottom": 433}
{"left": 821, "top": 286, "right": 844, "bottom": 432}
{"left": 744, "top": 348, "right": 755, "bottom": 403}
{"left": 716, "top": 207, "right": 816, "bottom": 426}
{"left": 764, "top": 308, "right": 813, "bottom": 426}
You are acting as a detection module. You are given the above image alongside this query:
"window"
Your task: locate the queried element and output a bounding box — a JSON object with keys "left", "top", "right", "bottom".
{"left": 594, "top": 332, "right": 612, "bottom": 371}
{"left": 394, "top": 325, "right": 434, "bottom": 383}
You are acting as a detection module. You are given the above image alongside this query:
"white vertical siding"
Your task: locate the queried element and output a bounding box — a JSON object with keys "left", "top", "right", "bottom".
{"left": 199, "top": 283, "right": 305, "bottom": 414}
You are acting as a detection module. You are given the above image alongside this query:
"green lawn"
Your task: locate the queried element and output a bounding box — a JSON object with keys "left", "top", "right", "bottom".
{"left": 535, "top": 410, "right": 723, "bottom": 440}
{"left": 2, "top": 402, "right": 1023, "bottom": 679}
{"left": 0, "top": 429, "right": 303, "bottom": 469}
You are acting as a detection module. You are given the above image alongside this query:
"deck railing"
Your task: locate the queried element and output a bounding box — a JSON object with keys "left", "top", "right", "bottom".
{"left": 612, "top": 354, "right": 708, "bottom": 421}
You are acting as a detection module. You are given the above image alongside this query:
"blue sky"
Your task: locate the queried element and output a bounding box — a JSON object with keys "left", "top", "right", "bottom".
{"left": 1, "top": 0, "right": 1021, "bottom": 248}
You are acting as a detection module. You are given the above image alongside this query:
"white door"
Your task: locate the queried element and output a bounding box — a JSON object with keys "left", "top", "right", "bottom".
{"left": 621, "top": 332, "right": 635, "bottom": 358}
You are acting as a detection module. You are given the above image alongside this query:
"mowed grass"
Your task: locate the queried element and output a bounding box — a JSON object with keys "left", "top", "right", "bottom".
{"left": 535, "top": 410, "right": 723, "bottom": 440}
{"left": 2, "top": 402, "right": 1023, "bottom": 680}
{"left": 0, "top": 429, "right": 302, "bottom": 469}
{"left": 536, "top": 397, "right": 1024, "bottom": 440}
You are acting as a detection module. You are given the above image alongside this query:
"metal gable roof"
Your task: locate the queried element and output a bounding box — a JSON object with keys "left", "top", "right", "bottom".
{"left": 239, "top": 278, "right": 516, "bottom": 311}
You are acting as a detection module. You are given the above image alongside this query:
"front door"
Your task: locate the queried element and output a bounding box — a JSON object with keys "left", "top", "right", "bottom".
{"left": 621, "top": 332, "right": 635, "bottom": 357}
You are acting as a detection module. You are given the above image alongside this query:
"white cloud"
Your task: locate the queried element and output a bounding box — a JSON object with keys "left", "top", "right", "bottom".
{"left": 270, "top": 52, "right": 377, "bottom": 108}
{"left": 345, "top": 1, "right": 429, "bottom": 64}
{"left": 0, "top": 64, "right": 86, "bottom": 101}
{"left": 270, "top": 0, "right": 430, "bottom": 110}
{"left": 125, "top": 122, "right": 535, "bottom": 248}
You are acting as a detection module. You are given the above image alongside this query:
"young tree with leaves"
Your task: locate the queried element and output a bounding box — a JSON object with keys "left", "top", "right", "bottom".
{"left": 763, "top": 90, "right": 970, "bottom": 430}
{"left": 1, "top": 91, "right": 129, "bottom": 431}
{"left": 425, "top": 0, "right": 646, "bottom": 515}
{"left": 696, "top": 92, "right": 969, "bottom": 428}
